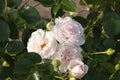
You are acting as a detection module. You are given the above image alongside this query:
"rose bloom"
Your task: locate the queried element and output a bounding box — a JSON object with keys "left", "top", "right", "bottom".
{"left": 53, "top": 17, "right": 85, "bottom": 46}
{"left": 27, "top": 29, "right": 58, "bottom": 59}
{"left": 68, "top": 59, "right": 88, "bottom": 79}
{"left": 52, "top": 43, "right": 83, "bottom": 72}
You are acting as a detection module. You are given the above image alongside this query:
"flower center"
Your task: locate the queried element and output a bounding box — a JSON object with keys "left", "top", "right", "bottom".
{"left": 40, "top": 42, "right": 47, "bottom": 50}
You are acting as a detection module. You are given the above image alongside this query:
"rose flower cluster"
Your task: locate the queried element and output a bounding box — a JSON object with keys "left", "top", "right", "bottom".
{"left": 27, "top": 17, "right": 88, "bottom": 79}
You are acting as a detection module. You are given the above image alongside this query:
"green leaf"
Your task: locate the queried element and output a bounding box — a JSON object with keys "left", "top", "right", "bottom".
{"left": 22, "top": 29, "right": 35, "bottom": 47}
{"left": 95, "top": 55, "right": 110, "bottom": 62}
{"left": 85, "top": 68, "right": 108, "bottom": 80}
{"left": 0, "top": 47, "right": 4, "bottom": 57}
{"left": 87, "top": 12, "right": 99, "bottom": 20}
{"left": 102, "top": 12, "right": 120, "bottom": 37}
{"left": 23, "top": 52, "right": 42, "bottom": 63}
{"left": 92, "top": 26, "right": 102, "bottom": 38}
{"left": 103, "top": 38, "right": 117, "bottom": 49}
{"left": 14, "top": 71, "right": 40, "bottom": 80}
{"left": 8, "top": 22, "right": 19, "bottom": 39}
{"left": 19, "top": 5, "right": 40, "bottom": 25}
{"left": 51, "top": 4, "right": 65, "bottom": 18}
{"left": 37, "top": 59, "right": 55, "bottom": 80}
{"left": 35, "top": 20, "right": 47, "bottom": 30}
{"left": 0, "top": 61, "right": 2, "bottom": 73}
{"left": 14, "top": 53, "right": 41, "bottom": 77}
{"left": 14, "top": 58, "right": 35, "bottom": 74}
{"left": 73, "top": 16, "right": 87, "bottom": 27}
{"left": 62, "top": 0, "right": 76, "bottom": 12}
{"left": 51, "top": 4, "right": 61, "bottom": 18}
{"left": 8, "top": 0, "right": 22, "bottom": 8}
{"left": 6, "top": 41, "right": 24, "bottom": 55}
{"left": 8, "top": 11, "right": 26, "bottom": 25}
{"left": 0, "top": 20, "right": 10, "bottom": 42}
{"left": 35, "top": 0, "right": 55, "bottom": 7}
{"left": 99, "top": 62, "right": 115, "bottom": 73}
{"left": 0, "top": 0, "right": 4, "bottom": 13}
{"left": 24, "top": 72, "right": 40, "bottom": 80}
{"left": 0, "top": 67, "right": 14, "bottom": 79}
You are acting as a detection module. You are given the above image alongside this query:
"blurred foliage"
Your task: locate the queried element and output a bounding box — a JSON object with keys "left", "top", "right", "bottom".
{"left": 0, "top": 0, "right": 120, "bottom": 80}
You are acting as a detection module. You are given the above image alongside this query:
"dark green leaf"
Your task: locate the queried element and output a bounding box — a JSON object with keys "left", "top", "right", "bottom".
{"left": 0, "top": 61, "right": 2, "bottom": 73}
{"left": 0, "top": 67, "right": 14, "bottom": 79}
{"left": 0, "top": 0, "right": 4, "bottom": 13}
{"left": 92, "top": 26, "right": 102, "bottom": 38}
{"left": 0, "top": 20, "right": 10, "bottom": 42}
{"left": 0, "top": 47, "right": 4, "bottom": 57}
{"left": 103, "top": 38, "right": 117, "bottom": 48}
{"left": 102, "top": 12, "right": 120, "bottom": 37}
{"left": 35, "top": 0, "right": 55, "bottom": 7}
{"left": 23, "top": 52, "right": 42, "bottom": 63}
{"left": 62, "top": 0, "right": 76, "bottom": 11}
{"left": 112, "top": 73, "right": 120, "bottom": 80}
{"left": 85, "top": 68, "right": 109, "bottom": 80}
{"left": 8, "top": 0, "right": 22, "bottom": 8}
{"left": 24, "top": 72, "right": 40, "bottom": 80}
{"left": 87, "top": 12, "right": 99, "bottom": 20}
{"left": 14, "top": 71, "right": 40, "bottom": 80}
{"left": 8, "top": 22, "right": 19, "bottom": 39}
{"left": 35, "top": 20, "right": 47, "bottom": 30}
{"left": 95, "top": 55, "right": 110, "bottom": 62}
{"left": 19, "top": 5, "right": 40, "bottom": 25}
{"left": 37, "top": 59, "right": 55, "bottom": 80}
{"left": 99, "top": 62, "right": 115, "bottom": 73}
{"left": 8, "top": 11, "right": 26, "bottom": 25}
{"left": 6, "top": 41, "right": 24, "bottom": 55}
{"left": 22, "top": 29, "right": 35, "bottom": 47}
{"left": 73, "top": 16, "right": 87, "bottom": 27}
{"left": 14, "top": 58, "right": 35, "bottom": 74}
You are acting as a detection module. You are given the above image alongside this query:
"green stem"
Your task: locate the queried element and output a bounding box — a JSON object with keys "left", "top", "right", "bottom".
{"left": 81, "top": 0, "right": 87, "bottom": 6}
{"left": 109, "top": 71, "right": 117, "bottom": 80}
{"left": 85, "top": 17, "right": 100, "bottom": 39}
{"left": 56, "top": 67, "right": 65, "bottom": 80}
{"left": 5, "top": 0, "right": 8, "bottom": 18}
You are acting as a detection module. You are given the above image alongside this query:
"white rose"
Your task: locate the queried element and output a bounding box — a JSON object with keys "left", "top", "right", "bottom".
{"left": 68, "top": 59, "right": 88, "bottom": 79}
{"left": 52, "top": 43, "right": 83, "bottom": 72}
{"left": 27, "top": 29, "right": 58, "bottom": 59}
{"left": 53, "top": 17, "right": 85, "bottom": 45}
